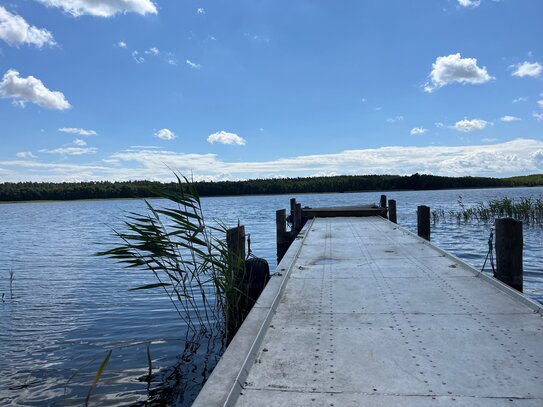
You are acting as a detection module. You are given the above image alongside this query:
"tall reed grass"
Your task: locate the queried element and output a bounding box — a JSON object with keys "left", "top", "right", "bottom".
{"left": 97, "top": 174, "right": 244, "bottom": 338}
{"left": 432, "top": 196, "right": 543, "bottom": 225}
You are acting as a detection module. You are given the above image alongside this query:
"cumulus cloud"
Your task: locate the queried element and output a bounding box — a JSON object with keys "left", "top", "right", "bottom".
{"left": 410, "top": 127, "right": 428, "bottom": 135}
{"left": 59, "top": 127, "right": 97, "bottom": 136}
{"left": 154, "top": 128, "right": 176, "bottom": 140}
{"left": 534, "top": 112, "right": 543, "bottom": 121}
{"left": 424, "top": 53, "right": 493, "bottom": 93}
{"left": 458, "top": 0, "right": 480, "bottom": 7}
{"left": 207, "top": 131, "right": 246, "bottom": 146}
{"left": 500, "top": 115, "right": 521, "bottom": 122}
{"left": 186, "top": 59, "right": 201, "bottom": 69}
{"left": 15, "top": 151, "right": 37, "bottom": 159}
{"left": 538, "top": 100, "right": 543, "bottom": 109}
{"left": 117, "top": 41, "right": 127, "bottom": 48}
{"left": 0, "top": 6, "right": 56, "bottom": 48}
{"left": 197, "top": 7, "right": 205, "bottom": 14}
{"left": 145, "top": 47, "right": 159, "bottom": 55}
{"left": 37, "top": 0, "right": 157, "bottom": 17}
{"left": 451, "top": 118, "right": 489, "bottom": 132}
{"left": 0, "top": 69, "right": 70, "bottom": 110}
{"left": 510, "top": 61, "right": 542, "bottom": 78}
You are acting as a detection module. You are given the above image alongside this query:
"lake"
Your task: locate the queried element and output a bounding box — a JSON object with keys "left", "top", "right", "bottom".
{"left": 1, "top": 187, "right": 542, "bottom": 405}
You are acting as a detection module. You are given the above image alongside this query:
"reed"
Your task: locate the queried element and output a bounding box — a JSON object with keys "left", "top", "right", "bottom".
{"left": 97, "top": 173, "right": 244, "bottom": 338}
{"left": 431, "top": 196, "right": 543, "bottom": 225}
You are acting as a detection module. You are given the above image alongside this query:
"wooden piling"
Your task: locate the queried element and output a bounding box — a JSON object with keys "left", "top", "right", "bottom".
{"left": 290, "top": 198, "right": 297, "bottom": 221}
{"left": 226, "top": 225, "right": 246, "bottom": 341}
{"left": 380, "top": 195, "right": 388, "bottom": 219}
{"left": 276, "top": 209, "right": 289, "bottom": 263}
{"left": 417, "top": 205, "right": 430, "bottom": 241}
{"left": 294, "top": 203, "right": 302, "bottom": 234}
{"left": 388, "top": 199, "right": 397, "bottom": 224}
{"left": 495, "top": 218, "right": 523, "bottom": 292}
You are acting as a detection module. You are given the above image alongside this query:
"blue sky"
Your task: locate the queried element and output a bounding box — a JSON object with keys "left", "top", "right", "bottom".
{"left": 1, "top": 0, "right": 542, "bottom": 182}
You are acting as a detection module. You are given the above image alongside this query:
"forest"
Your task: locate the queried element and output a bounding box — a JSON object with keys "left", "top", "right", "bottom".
{"left": 1, "top": 173, "right": 542, "bottom": 202}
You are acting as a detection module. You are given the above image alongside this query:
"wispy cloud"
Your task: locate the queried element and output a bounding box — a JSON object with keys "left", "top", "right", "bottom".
{"left": 0, "top": 69, "right": 71, "bottom": 110}
{"left": 386, "top": 115, "right": 404, "bottom": 123}
{"left": 15, "top": 151, "right": 37, "bottom": 159}
{"left": 117, "top": 41, "right": 127, "bottom": 48}
{"left": 36, "top": 0, "right": 157, "bottom": 18}
{"left": 39, "top": 147, "right": 97, "bottom": 155}
{"left": 0, "top": 6, "right": 56, "bottom": 48}
{"left": 207, "top": 131, "right": 246, "bottom": 146}
{"left": 145, "top": 47, "right": 160, "bottom": 55}
{"left": 458, "top": 0, "right": 480, "bottom": 8}
{"left": 424, "top": 53, "right": 493, "bottom": 93}
{"left": 410, "top": 127, "right": 428, "bottom": 135}
{"left": 59, "top": 127, "right": 97, "bottom": 136}
{"left": 197, "top": 7, "right": 205, "bottom": 14}
{"left": 500, "top": 115, "right": 521, "bottom": 122}
{"left": 186, "top": 59, "right": 201, "bottom": 69}
{"left": 132, "top": 51, "right": 144, "bottom": 64}
{"left": 512, "top": 96, "right": 528, "bottom": 103}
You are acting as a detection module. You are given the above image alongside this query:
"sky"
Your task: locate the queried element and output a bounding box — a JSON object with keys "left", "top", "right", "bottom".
{"left": 0, "top": 0, "right": 542, "bottom": 182}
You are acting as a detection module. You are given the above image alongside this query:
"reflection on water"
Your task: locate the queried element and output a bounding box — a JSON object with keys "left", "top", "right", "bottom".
{"left": 1, "top": 187, "right": 542, "bottom": 405}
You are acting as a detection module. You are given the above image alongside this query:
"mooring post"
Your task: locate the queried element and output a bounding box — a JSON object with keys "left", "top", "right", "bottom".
{"left": 290, "top": 198, "right": 297, "bottom": 222}
{"left": 380, "top": 194, "right": 388, "bottom": 219}
{"left": 417, "top": 205, "right": 430, "bottom": 241}
{"left": 495, "top": 218, "right": 523, "bottom": 292}
{"left": 388, "top": 199, "right": 397, "bottom": 224}
{"left": 226, "top": 225, "right": 246, "bottom": 341}
{"left": 276, "top": 209, "right": 289, "bottom": 263}
{"left": 294, "top": 203, "right": 302, "bottom": 234}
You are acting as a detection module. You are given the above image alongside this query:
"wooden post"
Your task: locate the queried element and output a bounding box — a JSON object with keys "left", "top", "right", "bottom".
{"left": 380, "top": 194, "right": 388, "bottom": 219}
{"left": 294, "top": 203, "right": 302, "bottom": 234}
{"left": 276, "top": 209, "right": 289, "bottom": 263}
{"left": 226, "top": 225, "right": 246, "bottom": 342}
{"left": 388, "top": 199, "right": 397, "bottom": 224}
{"left": 417, "top": 205, "right": 430, "bottom": 241}
{"left": 290, "top": 198, "right": 297, "bottom": 222}
{"left": 495, "top": 218, "right": 523, "bottom": 292}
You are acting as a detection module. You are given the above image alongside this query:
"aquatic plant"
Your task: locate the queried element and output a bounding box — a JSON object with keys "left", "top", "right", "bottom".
{"left": 431, "top": 196, "right": 543, "bottom": 225}
{"left": 97, "top": 174, "right": 244, "bottom": 337}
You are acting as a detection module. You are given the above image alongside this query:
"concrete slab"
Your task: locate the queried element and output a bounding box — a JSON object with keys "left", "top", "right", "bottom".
{"left": 193, "top": 217, "right": 543, "bottom": 406}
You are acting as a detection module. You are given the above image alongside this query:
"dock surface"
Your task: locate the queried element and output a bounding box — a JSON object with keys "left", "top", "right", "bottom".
{"left": 194, "top": 216, "right": 543, "bottom": 406}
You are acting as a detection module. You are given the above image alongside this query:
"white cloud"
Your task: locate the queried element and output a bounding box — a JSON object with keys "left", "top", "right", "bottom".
{"left": 513, "top": 96, "right": 528, "bottom": 103}
{"left": 0, "top": 69, "right": 71, "bottom": 110}
{"left": 424, "top": 53, "right": 493, "bottom": 93}
{"left": 0, "top": 6, "right": 56, "bottom": 48}
{"left": 145, "top": 47, "right": 159, "bottom": 55}
{"left": 36, "top": 0, "right": 157, "bottom": 18}
{"left": 39, "top": 146, "right": 97, "bottom": 155}
{"left": 15, "top": 151, "right": 36, "bottom": 159}
{"left": 510, "top": 61, "right": 542, "bottom": 78}
{"left": 386, "top": 115, "right": 404, "bottom": 123}
{"left": 500, "top": 115, "right": 521, "bottom": 122}
{"left": 117, "top": 41, "right": 127, "bottom": 48}
{"left": 207, "top": 131, "right": 246, "bottom": 146}
{"left": 435, "top": 122, "right": 445, "bottom": 128}
{"left": 197, "top": 7, "right": 205, "bottom": 14}
{"left": 534, "top": 112, "right": 543, "bottom": 121}
{"left": 132, "top": 51, "right": 144, "bottom": 64}
{"left": 59, "top": 127, "right": 97, "bottom": 136}
{"left": 73, "top": 138, "right": 87, "bottom": 146}
{"left": 451, "top": 118, "right": 489, "bottom": 132}
{"left": 3, "top": 139, "right": 543, "bottom": 181}
{"left": 186, "top": 59, "right": 201, "bottom": 69}
{"left": 538, "top": 100, "right": 543, "bottom": 109}
{"left": 458, "top": 0, "right": 480, "bottom": 7}
{"left": 154, "top": 128, "right": 176, "bottom": 140}
{"left": 410, "top": 127, "right": 428, "bottom": 135}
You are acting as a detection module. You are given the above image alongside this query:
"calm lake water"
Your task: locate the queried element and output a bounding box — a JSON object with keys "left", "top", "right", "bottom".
{"left": 1, "top": 187, "right": 542, "bottom": 405}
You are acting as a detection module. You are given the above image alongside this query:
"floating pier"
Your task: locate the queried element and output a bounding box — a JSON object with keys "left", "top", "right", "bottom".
{"left": 194, "top": 206, "right": 543, "bottom": 406}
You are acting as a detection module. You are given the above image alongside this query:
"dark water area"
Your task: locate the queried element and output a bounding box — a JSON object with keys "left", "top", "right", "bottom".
{"left": 1, "top": 187, "right": 542, "bottom": 405}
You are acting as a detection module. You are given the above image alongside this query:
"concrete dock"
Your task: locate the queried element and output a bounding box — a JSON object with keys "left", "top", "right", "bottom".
{"left": 194, "top": 216, "right": 543, "bottom": 406}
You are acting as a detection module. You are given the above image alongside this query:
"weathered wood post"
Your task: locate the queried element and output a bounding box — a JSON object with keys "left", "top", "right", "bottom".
{"left": 276, "top": 209, "right": 289, "bottom": 263}
{"left": 290, "top": 198, "right": 297, "bottom": 222}
{"left": 226, "top": 225, "right": 246, "bottom": 342}
{"left": 380, "top": 194, "right": 388, "bottom": 219}
{"left": 388, "top": 199, "right": 397, "bottom": 224}
{"left": 417, "top": 205, "right": 430, "bottom": 241}
{"left": 495, "top": 218, "right": 523, "bottom": 292}
{"left": 294, "top": 203, "right": 302, "bottom": 234}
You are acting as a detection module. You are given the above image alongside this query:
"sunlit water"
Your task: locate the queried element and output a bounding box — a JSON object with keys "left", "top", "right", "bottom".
{"left": 1, "top": 187, "right": 542, "bottom": 405}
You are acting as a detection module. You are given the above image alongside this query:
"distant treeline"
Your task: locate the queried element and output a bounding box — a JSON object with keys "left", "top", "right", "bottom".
{"left": 1, "top": 173, "right": 542, "bottom": 202}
